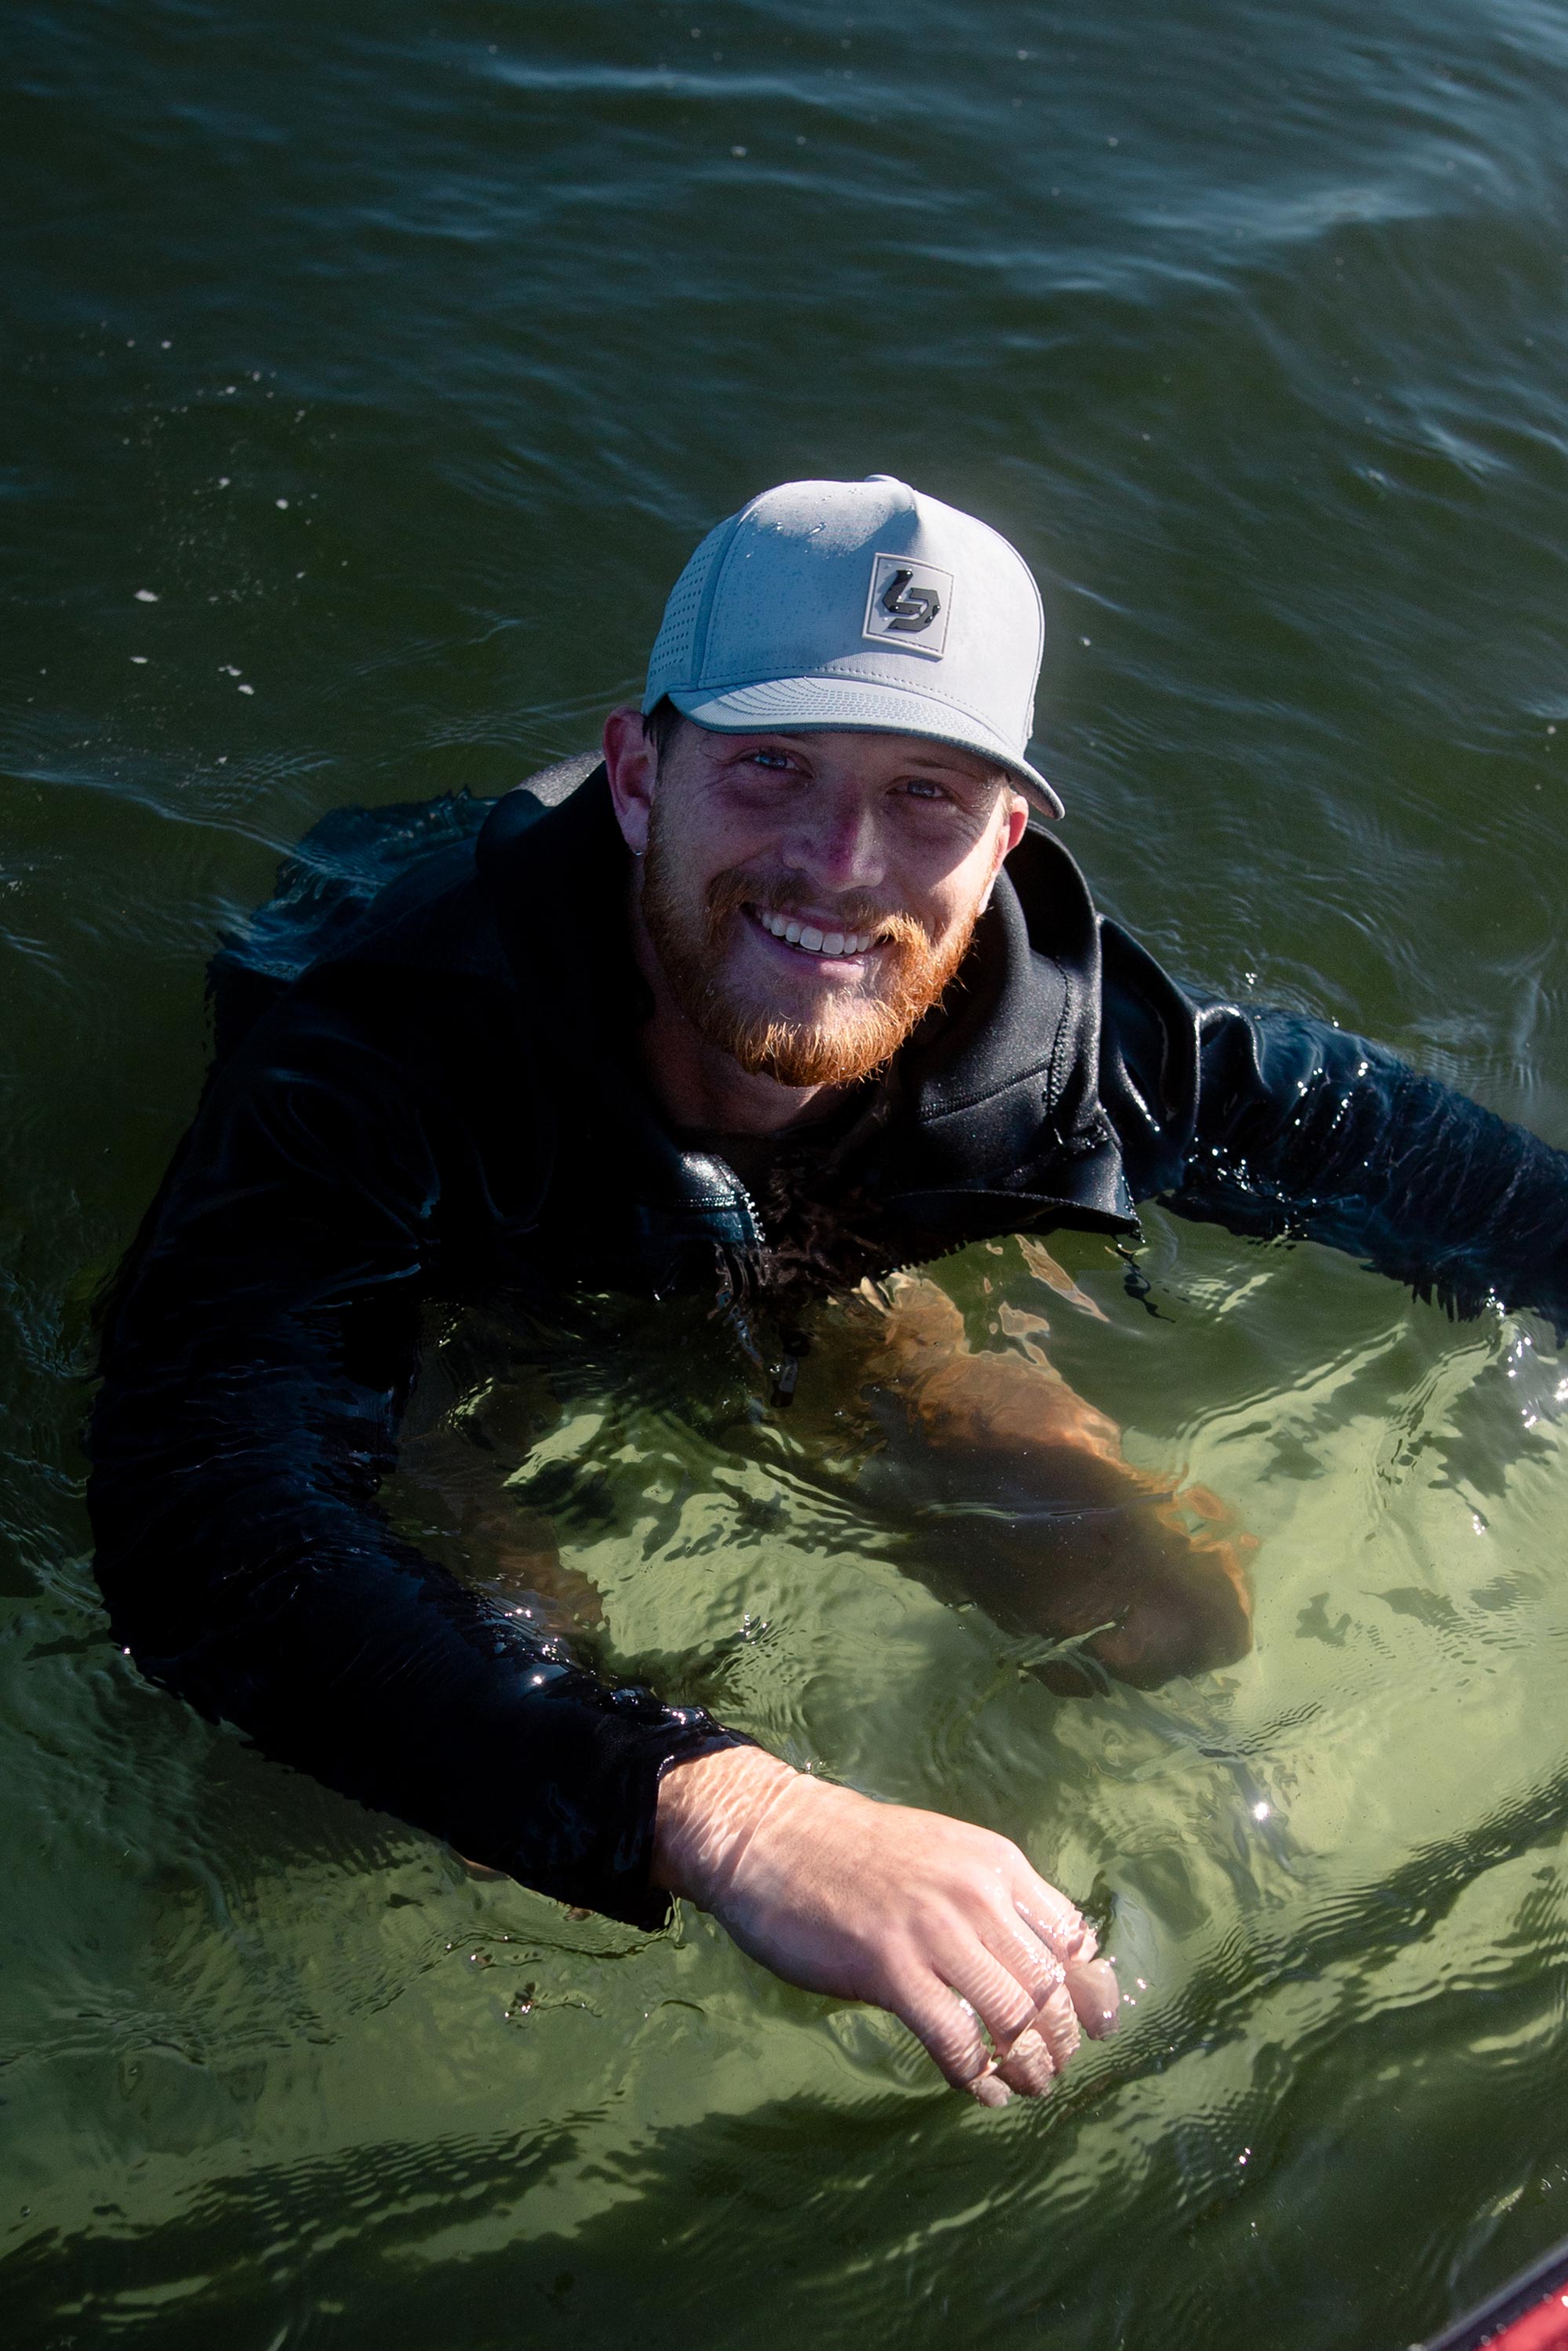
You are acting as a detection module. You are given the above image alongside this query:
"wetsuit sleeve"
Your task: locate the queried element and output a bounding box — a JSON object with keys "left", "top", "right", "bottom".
{"left": 1099, "top": 920, "right": 1568, "bottom": 1336}
{"left": 86, "top": 992, "right": 742, "bottom": 1926}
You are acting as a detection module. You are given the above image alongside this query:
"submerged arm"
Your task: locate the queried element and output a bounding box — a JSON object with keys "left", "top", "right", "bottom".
{"left": 87, "top": 986, "right": 735, "bottom": 1925}
{"left": 1101, "top": 920, "right": 1568, "bottom": 1333}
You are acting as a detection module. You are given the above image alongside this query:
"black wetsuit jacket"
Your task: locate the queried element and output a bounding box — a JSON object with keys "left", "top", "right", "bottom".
{"left": 87, "top": 766, "right": 1568, "bottom": 1925}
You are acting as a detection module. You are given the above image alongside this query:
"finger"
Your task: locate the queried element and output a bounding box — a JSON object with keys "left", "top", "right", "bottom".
{"left": 967, "top": 2069, "right": 1011, "bottom": 2109}
{"left": 979, "top": 1921, "right": 1083, "bottom": 2082}
{"left": 931, "top": 1941, "right": 1074, "bottom": 2105}
{"left": 1012, "top": 1874, "right": 1120, "bottom": 2037}
{"left": 889, "top": 1969, "right": 1010, "bottom": 2105}
{"left": 1010, "top": 1870, "right": 1092, "bottom": 1965}
{"left": 1063, "top": 1951, "right": 1120, "bottom": 2037}
{"left": 982, "top": 1917, "right": 1075, "bottom": 2040}
{"left": 1031, "top": 1975, "right": 1085, "bottom": 2073}
{"left": 932, "top": 1936, "right": 1050, "bottom": 2071}
{"left": 993, "top": 2024, "right": 1056, "bottom": 2099}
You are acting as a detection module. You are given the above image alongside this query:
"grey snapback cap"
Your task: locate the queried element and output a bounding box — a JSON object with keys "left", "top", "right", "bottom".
{"left": 642, "top": 473, "right": 1062, "bottom": 818}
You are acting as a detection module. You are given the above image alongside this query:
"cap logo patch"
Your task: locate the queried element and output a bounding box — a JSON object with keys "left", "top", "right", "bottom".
{"left": 862, "top": 552, "right": 952, "bottom": 658}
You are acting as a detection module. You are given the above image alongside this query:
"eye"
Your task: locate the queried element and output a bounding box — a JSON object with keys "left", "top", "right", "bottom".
{"left": 900, "top": 777, "right": 952, "bottom": 802}
{"left": 742, "top": 747, "right": 794, "bottom": 771}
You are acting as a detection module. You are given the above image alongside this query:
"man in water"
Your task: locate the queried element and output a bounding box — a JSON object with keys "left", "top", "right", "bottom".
{"left": 89, "top": 476, "right": 1568, "bottom": 2110}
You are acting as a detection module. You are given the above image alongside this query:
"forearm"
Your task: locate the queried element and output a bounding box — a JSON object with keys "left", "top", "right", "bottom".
{"left": 89, "top": 1359, "right": 744, "bottom": 1925}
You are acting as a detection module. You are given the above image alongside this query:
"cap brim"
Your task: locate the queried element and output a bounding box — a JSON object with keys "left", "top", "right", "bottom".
{"left": 669, "top": 677, "right": 1064, "bottom": 819}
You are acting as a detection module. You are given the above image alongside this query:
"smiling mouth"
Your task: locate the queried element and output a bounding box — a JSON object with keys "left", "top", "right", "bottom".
{"left": 746, "top": 905, "right": 887, "bottom": 960}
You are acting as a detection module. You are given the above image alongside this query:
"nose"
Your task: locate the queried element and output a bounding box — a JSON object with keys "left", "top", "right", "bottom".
{"left": 782, "top": 782, "right": 887, "bottom": 898}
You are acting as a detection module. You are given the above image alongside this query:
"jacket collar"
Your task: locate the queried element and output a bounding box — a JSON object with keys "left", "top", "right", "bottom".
{"left": 877, "top": 822, "right": 1134, "bottom": 1229}
{"left": 477, "top": 762, "right": 652, "bottom": 1045}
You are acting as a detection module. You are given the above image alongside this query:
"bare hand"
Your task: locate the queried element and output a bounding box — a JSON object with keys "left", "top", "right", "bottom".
{"left": 652, "top": 1747, "right": 1118, "bottom": 2106}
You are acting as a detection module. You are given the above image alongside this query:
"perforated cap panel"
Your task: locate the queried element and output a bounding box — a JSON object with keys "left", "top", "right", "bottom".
{"left": 642, "top": 515, "right": 734, "bottom": 709}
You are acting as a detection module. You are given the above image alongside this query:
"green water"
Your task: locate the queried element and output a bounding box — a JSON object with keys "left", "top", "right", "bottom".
{"left": 5, "top": 2, "right": 1568, "bottom": 2343}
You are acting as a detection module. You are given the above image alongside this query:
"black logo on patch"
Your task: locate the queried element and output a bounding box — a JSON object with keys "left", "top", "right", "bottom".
{"left": 878, "top": 568, "right": 941, "bottom": 633}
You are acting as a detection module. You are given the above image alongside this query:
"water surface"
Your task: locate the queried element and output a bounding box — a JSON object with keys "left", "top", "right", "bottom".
{"left": 4, "top": 2, "right": 1568, "bottom": 2345}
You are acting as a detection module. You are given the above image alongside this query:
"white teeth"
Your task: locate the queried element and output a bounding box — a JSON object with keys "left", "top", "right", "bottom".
{"left": 753, "top": 908, "right": 880, "bottom": 956}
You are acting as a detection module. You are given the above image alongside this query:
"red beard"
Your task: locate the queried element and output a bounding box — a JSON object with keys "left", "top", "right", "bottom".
{"left": 640, "top": 818, "right": 978, "bottom": 1087}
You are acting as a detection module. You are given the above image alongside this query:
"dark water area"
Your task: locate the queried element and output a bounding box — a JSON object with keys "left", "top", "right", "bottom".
{"left": 4, "top": 2, "right": 1568, "bottom": 2345}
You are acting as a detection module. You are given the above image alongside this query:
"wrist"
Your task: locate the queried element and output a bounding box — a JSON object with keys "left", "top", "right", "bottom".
{"left": 651, "top": 1743, "right": 801, "bottom": 1908}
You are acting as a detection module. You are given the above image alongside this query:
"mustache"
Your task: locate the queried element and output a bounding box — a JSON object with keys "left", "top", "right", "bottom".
{"left": 702, "top": 865, "right": 932, "bottom": 954}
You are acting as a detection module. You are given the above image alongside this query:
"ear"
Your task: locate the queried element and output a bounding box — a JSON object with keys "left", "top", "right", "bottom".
{"left": 1000, "top": 792, "right": 1031, "bottom": 858}
{"left": 602, "top": 706, "right": 658, "bottom": 856}
{"left": 979, "top": 790, "right": 1032, "bottom": 909}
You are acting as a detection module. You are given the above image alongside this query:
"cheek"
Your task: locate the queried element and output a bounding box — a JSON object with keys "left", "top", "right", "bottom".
{"left": 681, "top": 792, "right": 781, "bottom": 882}
{"left": 915, "top": 848, "right": 1003, "bottom": 942}
{"left": 959, "top": 819, "right": 1013, "bottom": 912}
{"left": 655, "top": 801, "right": 733, "bottom": 896}
{"left": 884, "top": 803, "right": 1009, "bottom": 915}
{"left": 710, "top": 807, "right": 790, "bottom": 876}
